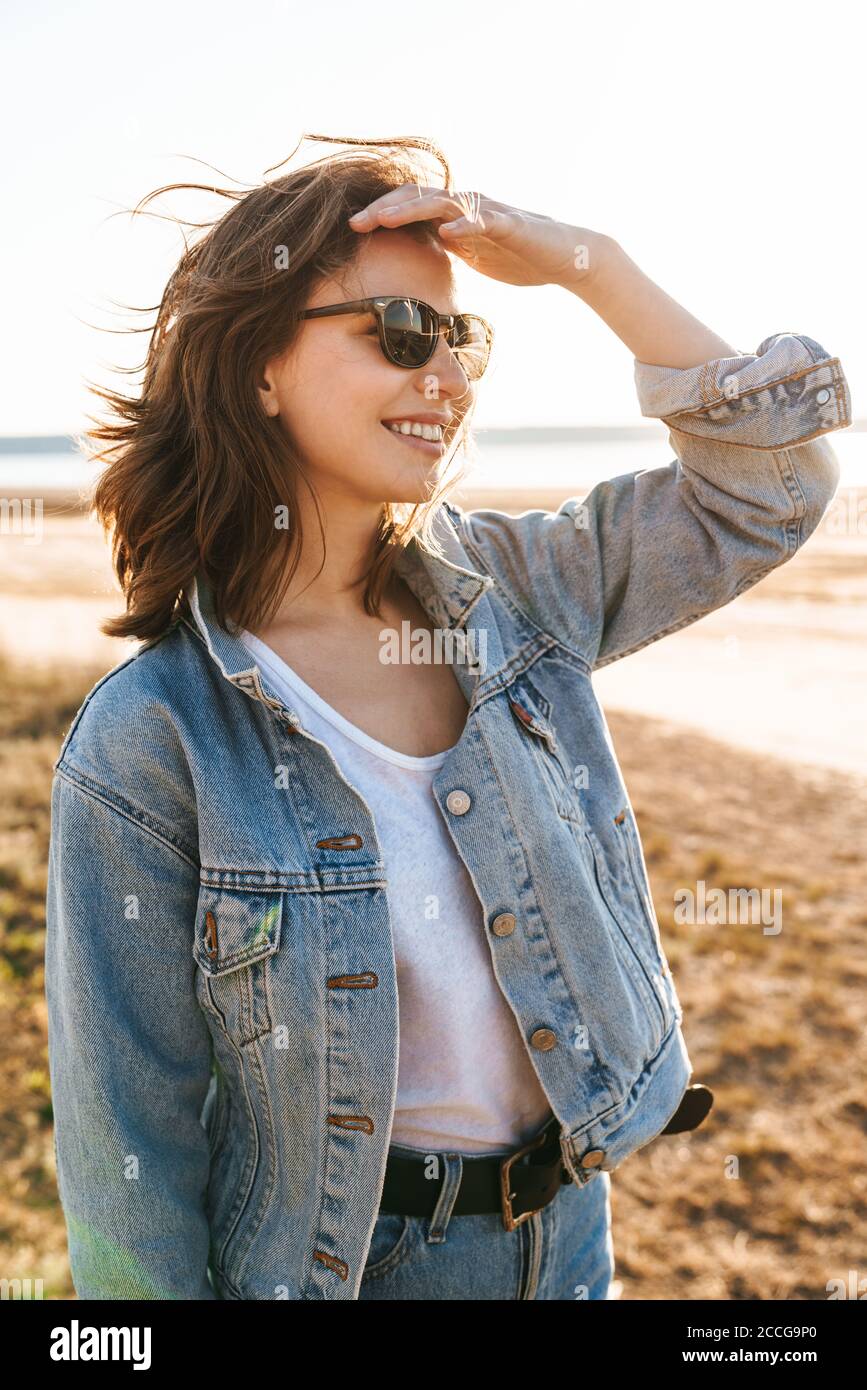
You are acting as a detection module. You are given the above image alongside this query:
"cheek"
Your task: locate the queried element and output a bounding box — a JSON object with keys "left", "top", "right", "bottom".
{"left": 280, "top": 353, "right": 397, "bottom": 475}
{"left": 293, "top": 347, "right": 391, "bottom": 437}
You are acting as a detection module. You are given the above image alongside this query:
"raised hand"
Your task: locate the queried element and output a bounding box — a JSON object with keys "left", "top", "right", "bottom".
{"left": 348, "top": 183, "right": 606, "bottom": 290}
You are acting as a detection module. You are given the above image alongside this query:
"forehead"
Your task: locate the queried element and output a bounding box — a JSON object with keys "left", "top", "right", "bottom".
{"left": 310, "top": 229, "right": 461, "bottom": 314}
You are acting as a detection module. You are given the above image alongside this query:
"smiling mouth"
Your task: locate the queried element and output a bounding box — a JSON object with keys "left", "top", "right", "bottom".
{"left": 380, "top": 423, "right": 446, "bottom": 453}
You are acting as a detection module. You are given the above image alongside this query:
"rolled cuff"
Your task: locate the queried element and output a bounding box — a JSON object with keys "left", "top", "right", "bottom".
{"left": 633, "top": 332, "right": 851, "bottom": 450}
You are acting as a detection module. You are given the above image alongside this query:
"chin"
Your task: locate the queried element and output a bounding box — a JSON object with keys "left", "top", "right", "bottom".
{"left": 367, "top": 463, "right": 445, "bottom": 507}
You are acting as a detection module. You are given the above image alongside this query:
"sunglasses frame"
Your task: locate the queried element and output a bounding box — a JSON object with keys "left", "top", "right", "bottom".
{"left": 299, "top": 296, "right": 494, "bottom": 378}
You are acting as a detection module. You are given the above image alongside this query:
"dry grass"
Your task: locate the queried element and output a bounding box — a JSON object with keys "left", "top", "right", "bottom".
{"left": 2, "top": 504, "right": 865, "bottom": 1300}
{"left": 1, "top": 650, "right": 865, "bottom": 1300}
{"left": 0, "top": 654, "right": 104, "bottom": 1298}
{"left": 603, "top": 711, "right": 867, "bottom": 1300}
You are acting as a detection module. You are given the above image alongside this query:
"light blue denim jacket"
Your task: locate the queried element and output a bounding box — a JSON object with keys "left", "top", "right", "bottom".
{"left": 45, "top": 332, "right": 851, "bottom": 1300}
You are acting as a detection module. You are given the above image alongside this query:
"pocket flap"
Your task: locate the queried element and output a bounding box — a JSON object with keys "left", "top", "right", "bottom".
{"left": 507, "top": 674, "right": 557, "bottom": 749}
{"left": 193, "top": 883, "right": 284, "bottom": 976}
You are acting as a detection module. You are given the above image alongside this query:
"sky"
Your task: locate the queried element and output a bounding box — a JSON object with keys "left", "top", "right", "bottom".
{"left": 2, "top": 0, "right": 864, "bottom": 435}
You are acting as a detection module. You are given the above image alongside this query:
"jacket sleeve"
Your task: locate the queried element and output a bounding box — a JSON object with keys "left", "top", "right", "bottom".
{"left": 451, "top": 332, "right": 850, "bottom": 669}
{"left": 45, "top": 769, "right": 219, "bottom": 1299}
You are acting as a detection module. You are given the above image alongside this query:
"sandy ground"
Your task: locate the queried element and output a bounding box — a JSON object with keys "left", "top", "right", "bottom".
{"left": 3, "top": 495, "right": 865, "bottom": 781}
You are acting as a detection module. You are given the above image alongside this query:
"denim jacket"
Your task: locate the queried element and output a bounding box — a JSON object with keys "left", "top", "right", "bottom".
{"left": 45, "top": 332, "right": 850, "bottom": 1300}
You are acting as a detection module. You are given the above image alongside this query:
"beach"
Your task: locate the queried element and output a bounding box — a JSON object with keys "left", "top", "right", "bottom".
{"left": 1, "top": 487, "right": 865, "bottom": 1299}
{"left": 3, "top": 488, "right": 866, "bottom": 781}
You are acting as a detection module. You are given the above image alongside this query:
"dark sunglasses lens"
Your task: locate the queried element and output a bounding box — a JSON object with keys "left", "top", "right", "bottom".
{"left": 381, "top": 300, "right": 491, "bottom": 378}
{"left": 452, "top": 315, "right": 490, "bottom": 380}
{"left": 382, "top": 298, "right": 437, "bottom": 367}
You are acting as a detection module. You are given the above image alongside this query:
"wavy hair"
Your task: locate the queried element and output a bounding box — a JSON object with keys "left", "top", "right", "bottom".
{"left": 84, "top": 134, "right": 481, "bottom": 642}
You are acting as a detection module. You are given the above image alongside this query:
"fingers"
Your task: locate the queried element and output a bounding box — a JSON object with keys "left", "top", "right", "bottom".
{"left": 439, "top": 211, "right": 487, "bottom": 235}
{"left": 348, "top": 185, "right": 479, "bottom": 232}
{"left": 441, "top": 207, "right": 513, "bottom": 241}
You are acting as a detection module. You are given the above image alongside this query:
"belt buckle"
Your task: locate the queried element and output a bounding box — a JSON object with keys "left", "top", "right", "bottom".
{"left": 499, "top": 1123, "right": 553, "bottom": 1232}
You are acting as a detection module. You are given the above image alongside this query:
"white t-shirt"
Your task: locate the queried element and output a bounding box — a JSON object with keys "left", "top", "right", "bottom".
{"left": 238, "top": 628, "right": 553, "bottom": 1155}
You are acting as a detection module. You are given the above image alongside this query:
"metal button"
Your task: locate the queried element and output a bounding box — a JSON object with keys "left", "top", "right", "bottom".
{"left": 446, "top": 789, "right": 471, "bottom": 815}
{"left": 816, "top": 387, "right": 831, "bottom": 405}
{"left": 530, "top": 1027, "right": 557, "bottom": 1051}
{"left": 491, "top": 912, "right": 517, "bottom": 937}
{"left": 580, "top": 1148, "right": 605, "bottom": 1168}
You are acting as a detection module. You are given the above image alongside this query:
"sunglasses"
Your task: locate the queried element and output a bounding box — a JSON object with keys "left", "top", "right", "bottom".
{"left": 299, "top": 296, "right": 493, "bottom": 380}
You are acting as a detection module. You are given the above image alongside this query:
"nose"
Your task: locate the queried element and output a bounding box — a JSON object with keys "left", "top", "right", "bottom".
{"left": 423, "top": 329, "right": 474, "bottom": 401}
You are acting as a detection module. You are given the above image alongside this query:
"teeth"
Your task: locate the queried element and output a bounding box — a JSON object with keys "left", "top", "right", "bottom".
{"left": 386, "top": 421, "right": 443, "bottom": 442}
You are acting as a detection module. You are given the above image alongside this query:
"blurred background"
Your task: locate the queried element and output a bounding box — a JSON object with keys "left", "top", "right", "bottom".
{"left": 1, "top": 0, "right": 864, "bottom": 1300}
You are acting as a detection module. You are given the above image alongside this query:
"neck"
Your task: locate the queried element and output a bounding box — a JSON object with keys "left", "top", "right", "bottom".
{"left": 253, "top": 485, "right": 397, "bottom": 630}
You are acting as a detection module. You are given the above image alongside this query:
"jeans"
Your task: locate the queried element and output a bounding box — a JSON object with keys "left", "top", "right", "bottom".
{"left": 358, "top": 1140, "right": 615, "bottom": 1300}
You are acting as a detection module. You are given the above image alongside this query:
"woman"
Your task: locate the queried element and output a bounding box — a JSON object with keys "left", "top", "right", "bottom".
{"left": 45, "top": 134, "right": 850, "bottom": 1301}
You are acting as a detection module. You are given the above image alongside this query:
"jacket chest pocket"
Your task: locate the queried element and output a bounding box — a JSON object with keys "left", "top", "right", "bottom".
{"left": 192, "top": 883, "right": 284, "bottom": 1046}
{"left": 508, "top": 676, "right": 585, "bottom": 826}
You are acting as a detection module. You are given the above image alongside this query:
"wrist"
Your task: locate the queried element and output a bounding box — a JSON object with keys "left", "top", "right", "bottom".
{"left": 553, "top": 229, "right": 621, "bottom": 297}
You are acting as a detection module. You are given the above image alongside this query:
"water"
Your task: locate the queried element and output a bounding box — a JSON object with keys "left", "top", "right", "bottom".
{"left": 0, "top": 431, "right": 864, "bottom": 499}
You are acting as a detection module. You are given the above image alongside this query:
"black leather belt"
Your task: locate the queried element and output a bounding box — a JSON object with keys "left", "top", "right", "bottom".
{"left": 379, "top": 1114, "right": 569, "bottom": 1232}
{"left": 378, "top": 1084, "right": 714, "bottom": 1233}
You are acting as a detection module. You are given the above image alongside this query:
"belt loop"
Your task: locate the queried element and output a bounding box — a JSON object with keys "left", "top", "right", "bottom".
{"left": 425, "top": 1153, "right": 463, "bottom": 1244}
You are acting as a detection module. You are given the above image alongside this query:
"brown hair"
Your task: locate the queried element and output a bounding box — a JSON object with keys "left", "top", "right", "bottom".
{"left": 84, "top": 134, "right": 480, "bottom": 642}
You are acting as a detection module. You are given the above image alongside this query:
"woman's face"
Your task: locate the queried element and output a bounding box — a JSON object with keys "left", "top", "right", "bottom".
{"left": 258, "top": 228, "right": 476, "bottom": 504}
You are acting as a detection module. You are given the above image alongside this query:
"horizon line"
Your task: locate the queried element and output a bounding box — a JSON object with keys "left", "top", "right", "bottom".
{"left": 3, "top": 421, "right": 866, "bottom": 454}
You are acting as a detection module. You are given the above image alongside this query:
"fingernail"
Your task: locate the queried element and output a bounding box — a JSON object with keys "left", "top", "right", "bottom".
{"left": 349, "top": 211, "right": 367, "bottom": 224}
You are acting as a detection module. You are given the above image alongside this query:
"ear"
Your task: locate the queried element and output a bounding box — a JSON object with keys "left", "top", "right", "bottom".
{"left": 257, "top": 364, "right": 281, "bottom": 418}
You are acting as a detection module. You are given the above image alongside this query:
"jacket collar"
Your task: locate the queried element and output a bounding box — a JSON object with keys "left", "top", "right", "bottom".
{"left": 182, "top": 503, "right": 494, "bottom": 721}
